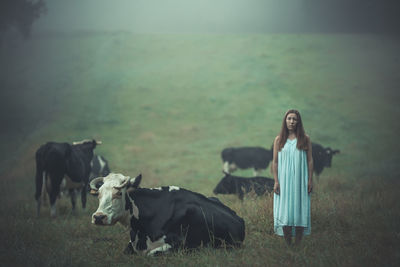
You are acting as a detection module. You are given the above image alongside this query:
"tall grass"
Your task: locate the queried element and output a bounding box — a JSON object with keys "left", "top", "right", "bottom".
{"left": 0, "top": 32, "right": 399, "bottom": 266}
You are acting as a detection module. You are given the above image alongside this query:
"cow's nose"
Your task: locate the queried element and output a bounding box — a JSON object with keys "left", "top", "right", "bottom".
{"left": 93, "top": 214, "right": 107, "bottom": 224}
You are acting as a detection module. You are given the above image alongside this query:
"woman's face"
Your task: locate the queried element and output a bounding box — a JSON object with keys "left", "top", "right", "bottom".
{"left": 286, "top": 113, "right": 298, "bottom": 131}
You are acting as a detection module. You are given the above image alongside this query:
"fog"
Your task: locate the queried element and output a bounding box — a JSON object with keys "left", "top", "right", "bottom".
{"left": 33, "top": 0, "right": 400, "bottom": 34}
{"left": 1, "top": 0, "right": 400, "bottom": 172}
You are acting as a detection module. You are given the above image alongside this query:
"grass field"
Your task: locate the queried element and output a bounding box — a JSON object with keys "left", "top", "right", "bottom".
{"left": 0, "top": 32, "right": 399, "bottom": 266}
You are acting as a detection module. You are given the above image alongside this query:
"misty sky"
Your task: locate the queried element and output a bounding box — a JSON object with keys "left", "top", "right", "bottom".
{"left": 33, "top": 0, "right": 400, "bottom": 34}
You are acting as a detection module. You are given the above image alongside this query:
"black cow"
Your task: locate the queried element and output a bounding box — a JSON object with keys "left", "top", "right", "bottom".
{"left": 90, "top": 173, "right": 245, "bottom": 255}
{"left": 312, "top": 143, "right": 340, "bottom": 179}
{"left": 34, "top": 139, "right": 100, "bottom": 217}
{"left": 213, "top": 172, "right": 274, "bottom": 200}
{"left": 221, "top": 146, "right": 273, "bottom": 176}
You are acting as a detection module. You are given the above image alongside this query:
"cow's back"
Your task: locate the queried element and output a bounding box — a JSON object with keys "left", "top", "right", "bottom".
{"left": 230, "top": 147, "right": 272, "bottom": 169}
{"left": 42, "top": 142, "right": 70, "bottom": 174}
{"left": 172, "top": 189, "right": 245, "bottom": 247}
{"left": 66, "top": 145, "right": 94, "bottom": 182}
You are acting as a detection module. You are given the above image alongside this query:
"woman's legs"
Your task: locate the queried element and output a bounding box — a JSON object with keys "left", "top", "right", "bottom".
{"left": 282, "top": 226, "right": 292, "bottom": 245}
{"left": 283, "top": 226, "right": 305, "bottom": 246}
{"left": 295, "top": 226, "right": 304, "bottom": 245}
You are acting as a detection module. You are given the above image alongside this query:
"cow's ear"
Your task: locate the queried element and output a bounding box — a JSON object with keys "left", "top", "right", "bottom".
{"left": 128, "top": 174, "right": 142, "bottom": 189}
{"left": 333, "top": 149, "right": 340, "bottom": 155}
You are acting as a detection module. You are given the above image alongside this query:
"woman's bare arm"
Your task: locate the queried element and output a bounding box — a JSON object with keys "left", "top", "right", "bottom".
{"left": 306, "top": 135, "right": 313, "bottom": 193}
{"left": 273, "top": 136, "right": 280, "bottom": 194}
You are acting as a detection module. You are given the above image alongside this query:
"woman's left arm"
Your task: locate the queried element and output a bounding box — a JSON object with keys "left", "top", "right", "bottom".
{"left": 307, "top": 136, "right": 313, "bottom": 194}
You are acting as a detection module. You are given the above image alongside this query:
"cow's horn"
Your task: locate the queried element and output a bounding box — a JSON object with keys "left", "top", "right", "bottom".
{"left": 114, "top": 178, "right": 129, "bottom": 190}
{"left": 95, "top": 140, "right": 102, "bottom": 145}
{"left": 90, "top": 177, "right": 104, "bottom": 191}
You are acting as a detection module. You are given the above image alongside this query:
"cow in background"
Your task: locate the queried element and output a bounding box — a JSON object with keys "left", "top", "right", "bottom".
{"left": 34, "top": 139, "right": 101, "bottom": 217}
{"left": 312, "top": 142, "right": 340, "bottom": 179}
{"left": 89, "top": 154, "right": 111, "bottom": 182}
{"left": 55, "top": 154, "right": 111, "bottom": 198}
{"left": 90, "top": 173, "right": 245, "bottom": 255}
{"left": 213, "top": 172, "right": 274, "bottom": 200}
{"left": 221, "top": 146, "right": 273, "bottom": 176}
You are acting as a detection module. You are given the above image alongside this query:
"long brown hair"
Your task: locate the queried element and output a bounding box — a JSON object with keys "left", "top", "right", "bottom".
{"left": 277, "top": 109, "right": 308, "bottom": 151}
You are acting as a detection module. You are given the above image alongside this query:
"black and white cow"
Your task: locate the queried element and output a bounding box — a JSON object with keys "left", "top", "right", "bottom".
{"left": 213, "top": 172, "right": 274, "bottom": 200}
{"left": 90, "top": 173, "right": 245, "bottom": 255}
{"left": 57, "top": 154, "right": 111, "bottom": 198}
{"left": 34, "top": 139, "right": 100, "bottom": 217}
{"left": 89, "top": 154, "right": 111, "bottom": 182}
{"left": 221, "top": 146, "right": 273, "bottom": 176}
{"left": 312, "top": 143, "right": 340, "bottom": 179}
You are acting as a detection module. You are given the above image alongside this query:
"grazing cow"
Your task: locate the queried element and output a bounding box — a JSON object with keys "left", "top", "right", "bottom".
{"left": 213, "top": 172, "right": 274, "bottom": 200}
{"left": 90, "top": 173, "right": 245, "bottom": 255}
{"left": 312, "top": 143, "right": 340, "bottom": 179}
{"left": 221, "top": 146, "right": 273, "bottom": 176}
{"left": 34, "top": 139, "right": 100, "bottom": 217}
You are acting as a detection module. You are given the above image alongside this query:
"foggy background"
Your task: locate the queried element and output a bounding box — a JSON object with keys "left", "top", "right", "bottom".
{"left": 33, "top": 0, "right": 400, "bottom": 34}
{"left": 0, "top": 1, "right": 400, "bottom": 265}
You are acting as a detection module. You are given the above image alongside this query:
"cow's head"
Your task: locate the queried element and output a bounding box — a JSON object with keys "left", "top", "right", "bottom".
{"left": 213, "top": 171, "right": 236, "bottom": 195}
{"left": 321, "top": 147, "right": 340, "bottom": 167}
{"left": 90, "top": 173, "right": 142, "bottom": 226}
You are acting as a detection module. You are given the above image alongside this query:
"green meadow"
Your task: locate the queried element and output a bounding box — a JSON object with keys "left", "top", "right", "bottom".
{"left": 0, "top": 32, "right": 399, "bottom": 266}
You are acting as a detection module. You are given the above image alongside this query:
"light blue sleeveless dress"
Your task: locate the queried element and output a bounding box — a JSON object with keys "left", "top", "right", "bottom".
{"left": 274, "top": 138, "right": 311, "bottom": 236}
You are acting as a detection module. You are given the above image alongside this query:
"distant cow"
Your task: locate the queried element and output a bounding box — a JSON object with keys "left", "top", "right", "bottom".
{"left": 89, "top": 154, "right": 111, "bottom": 181}
{"left": 312, "top": 143, "right": 340, "bottom": 179}
{"left": 57, "top": 154, "right": 111, "bottom": 197}
{"left": 90, "top": 173, "right": 245, "bottom": 255}
{"left": 213, "top": 172, "right": 274, "bottom": 200}
{"left": 34, "top": 139, "right": 101, "bottom": 217}
{"left": 221, "top": 146, "right": 273, "bottom": 176}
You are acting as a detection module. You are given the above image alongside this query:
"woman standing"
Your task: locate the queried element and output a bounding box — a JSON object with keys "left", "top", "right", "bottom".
{"left": 272, "top": 109, "right": 313, "bottom": 245}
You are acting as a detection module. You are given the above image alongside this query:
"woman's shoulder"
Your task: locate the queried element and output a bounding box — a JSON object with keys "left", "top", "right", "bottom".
{"left": 274, "top": 135, "right": 280, "bottom": 143}
{"left": 304, "top": 134, "right": 311, "bottom": 147}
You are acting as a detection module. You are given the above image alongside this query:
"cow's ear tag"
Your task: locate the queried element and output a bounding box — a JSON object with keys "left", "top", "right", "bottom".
{"left": 90, "top": 189, "right": 99, "bottom": 196}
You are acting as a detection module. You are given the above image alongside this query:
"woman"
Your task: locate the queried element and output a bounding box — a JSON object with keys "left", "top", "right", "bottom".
{"left": 272, "top": 109, "right": 313, "bottom": 245}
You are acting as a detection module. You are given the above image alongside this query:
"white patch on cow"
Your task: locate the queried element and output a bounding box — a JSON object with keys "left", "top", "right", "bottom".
{"left": 168, "top": 186, "right": 180, "bottom": 191}
{"left": 223, "top": 161, "right": 230, "bottom": 173}
{"left": 50, "top": 204, "right": 56, "bottom": 217}
{"left": 145, "top": 235, "right": 171, "bottom": 256}
{"left": 151, "top": 187, "right": 162, "bottom": 191}
{"left": 229, "top": 163, "right": 237, "bottom": 172}
{"left": 98, "top": 156, "right": 106, "bottom": 171}
{"left": 131, "top": 198, "right": 139, "bottom": 220}
{"left": 148, "top": 243, "right": 172, "bottom": 256}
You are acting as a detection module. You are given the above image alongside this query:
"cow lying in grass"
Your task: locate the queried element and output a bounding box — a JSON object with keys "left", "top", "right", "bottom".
{"left": 90, "top": 173, "right": 245, "bottom": 255}
{"left": 213, "top": 172, "right": 274, "bottom": 200}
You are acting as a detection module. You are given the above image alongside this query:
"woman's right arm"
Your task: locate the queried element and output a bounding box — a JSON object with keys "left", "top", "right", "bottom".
{"left": 272, "top": 136, "right": 280, "bottom": 194}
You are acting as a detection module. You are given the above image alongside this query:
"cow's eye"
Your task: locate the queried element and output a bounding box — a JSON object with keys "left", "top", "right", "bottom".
{"left": 117, "top": 191, "right": 122, "bottom": 196}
